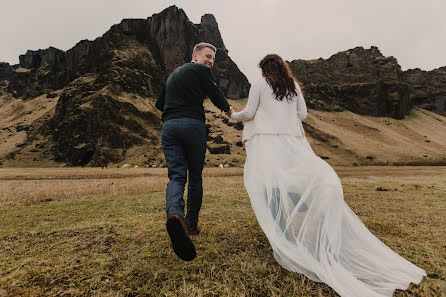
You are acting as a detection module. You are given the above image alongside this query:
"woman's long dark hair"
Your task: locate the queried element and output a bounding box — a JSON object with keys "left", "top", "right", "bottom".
{"left": 259, "top": 54, "right": 299, "bottom": 102}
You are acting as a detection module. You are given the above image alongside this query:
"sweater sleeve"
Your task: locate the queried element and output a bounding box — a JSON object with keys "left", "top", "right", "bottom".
{"left": 295, "top": 83, "right": 307, "bottom": 120}
{"left": 230, "top": 80, "right": 261, "bottom": 121}
{"left": 201, "top": 67, "right": 230, "bottom": 112}
{"left": 155, "top": 84, "right": 166, "bottom": 112}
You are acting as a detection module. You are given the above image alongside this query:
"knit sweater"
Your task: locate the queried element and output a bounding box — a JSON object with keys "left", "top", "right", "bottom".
{"left": 156, "top": 62, "right": 230, "bottom": 123}
{"left": 230, "top": 77, "right": 307, "bottom": 141}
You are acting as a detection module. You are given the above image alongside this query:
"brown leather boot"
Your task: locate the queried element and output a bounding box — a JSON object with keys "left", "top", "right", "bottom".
{"left": 189, "top": 224, "right": 201, "bottom": 236}
{"left": 166, "top": 214, "right": 196, "bottom": 261}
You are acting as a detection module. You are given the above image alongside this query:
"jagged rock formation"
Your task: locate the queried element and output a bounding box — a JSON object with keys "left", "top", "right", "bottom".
{"left": 404, "top": 67, "right": 446, "bottom": 116}
{"left": 0, "top": 6, "right": 250, "bottom": 166}
{"left": 288, "top": 46, "right": 411, "bottom": 119}
{"left": 7, "top": 6, "right": 249, "bottom": 100}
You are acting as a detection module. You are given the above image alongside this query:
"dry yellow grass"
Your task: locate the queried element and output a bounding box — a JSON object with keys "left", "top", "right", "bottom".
{"left": 208, "top": 100, "right": 446, "bottom": 167}
{"left": 303, "top": 108, "right": 446, "bottom": 166}
{"left": 0, "top": 167, "right": 445, "bottom": 296}
{"left": 0, "top": 168, "right": 243, "bottom": 207}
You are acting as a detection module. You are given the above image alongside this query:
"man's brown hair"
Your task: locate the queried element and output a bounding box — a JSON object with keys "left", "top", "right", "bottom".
{"left": 193, "top": 42, "right": 217, "bottom": 53}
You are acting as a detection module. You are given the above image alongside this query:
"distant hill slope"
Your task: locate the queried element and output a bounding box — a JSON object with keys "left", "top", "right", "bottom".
{"left": 1, "top": 90, "right": 445, "bottom": 167}
{"left": 203, "top": 102, "right": 446, "bottom": 167}
{"left": 303, "top": 108, "right": 446, "bottom": 166}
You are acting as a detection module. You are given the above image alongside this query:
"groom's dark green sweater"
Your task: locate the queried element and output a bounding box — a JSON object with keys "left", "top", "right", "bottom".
{"left": 155, "top": 62, "right": 230, "bottom": 123}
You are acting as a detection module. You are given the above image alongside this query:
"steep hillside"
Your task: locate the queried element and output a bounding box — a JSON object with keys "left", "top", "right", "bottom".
{"left": 203, "top": 101, "right": 446, "bottom": 167}
{"left": 303, "top": 108, "right": 446, "bottom": 166}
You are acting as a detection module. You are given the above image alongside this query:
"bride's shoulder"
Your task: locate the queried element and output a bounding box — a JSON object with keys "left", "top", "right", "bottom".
{"left": 252, "top": 77, "right": 268, "bottom": 89}
{"left": 294, "top": 80, "right": 304, "bottom": 91}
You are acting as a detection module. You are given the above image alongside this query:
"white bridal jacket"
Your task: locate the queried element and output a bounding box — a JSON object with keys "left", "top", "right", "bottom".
{"left": 230, "top": 77, "right": 307, "bottom": 141}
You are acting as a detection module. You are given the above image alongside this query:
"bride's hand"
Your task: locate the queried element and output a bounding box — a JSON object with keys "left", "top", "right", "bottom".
{"left": 225, "top": 106, "right": 234, "bottom": 117}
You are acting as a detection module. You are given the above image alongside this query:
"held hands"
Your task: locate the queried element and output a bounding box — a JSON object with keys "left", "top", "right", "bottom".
{"left": 225, "top": 106, "right": 234, "bottom": 118}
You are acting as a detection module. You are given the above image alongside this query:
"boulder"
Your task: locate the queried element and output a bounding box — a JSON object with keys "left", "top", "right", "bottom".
{"left": 208, "top": 143, "right": 230, "bottom": 154}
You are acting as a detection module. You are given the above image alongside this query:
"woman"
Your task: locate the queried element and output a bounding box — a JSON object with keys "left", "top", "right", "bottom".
{"left": 227, "top": 54, "right": 425, "bottom": 297}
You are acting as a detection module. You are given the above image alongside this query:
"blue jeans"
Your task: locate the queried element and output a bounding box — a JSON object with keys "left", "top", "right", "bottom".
{"left": 269, "top": 187, "right": 308, "bottom": 232}
{"left": 161, "top": 118, "right": 207, "bottom": 230}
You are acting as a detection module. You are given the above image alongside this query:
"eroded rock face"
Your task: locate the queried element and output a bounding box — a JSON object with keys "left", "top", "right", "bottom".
{"left": 198, "top": 14, "right": 249, "bottom": 99}
{"left": 8, "top": 6, "right": 249, "bottom": 101}
{"left": 19, "top": 47, "right": 66, "bottom": 68}
{"left": 288, "top": 46, "right": 411, "bottom": 119}
{"left": 404, "top": 67, "right": 446, "bottom": 116}
{"left": 110, "top": 6, "right": 250, "bottom": 98}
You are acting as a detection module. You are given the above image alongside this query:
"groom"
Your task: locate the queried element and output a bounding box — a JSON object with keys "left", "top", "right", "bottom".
{"left": 156, "top": 42, "right": 231, "bottom": 261}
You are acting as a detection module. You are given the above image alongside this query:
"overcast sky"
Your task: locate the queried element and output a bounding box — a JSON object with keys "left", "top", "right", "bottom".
{"left": 1, "top": 0, "right": 445, "bottom": 83}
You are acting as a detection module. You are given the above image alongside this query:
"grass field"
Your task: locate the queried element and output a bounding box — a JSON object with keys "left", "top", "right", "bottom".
{"left": 0, "top": 167, "right": 445, "bottom": 296}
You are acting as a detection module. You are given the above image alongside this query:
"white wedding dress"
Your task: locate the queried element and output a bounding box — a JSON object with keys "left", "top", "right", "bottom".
{"left": 243, "top": 134, "right": 426, "bottom": 297}
{"left": 232, "top": 77, "right": 426, "bottom": 297}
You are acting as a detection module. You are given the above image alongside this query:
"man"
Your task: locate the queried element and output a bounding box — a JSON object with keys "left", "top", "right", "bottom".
{"left": 156, "top": 42, "right": 232, "bottom": 261}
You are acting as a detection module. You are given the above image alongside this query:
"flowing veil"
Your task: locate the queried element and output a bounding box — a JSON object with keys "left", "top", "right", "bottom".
{"left": 243, "top": 134, "right": 426, "bottom": 297}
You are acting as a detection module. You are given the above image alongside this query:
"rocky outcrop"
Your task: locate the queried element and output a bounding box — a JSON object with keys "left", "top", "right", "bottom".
{"left": 45, "top": 75, "right": 162, "bottom": 166}
{"left": 198, "top": 14, "right": 249, "bottom": 99}
{"left": 7, "top": 6, "right": 249, "bottom": 101}
{"left": 288, "top": 46, "right": 411, "bottom": 119}
{"left": 404, "top": 67, "right": 446, "bottom": 116}
{"left": 110, "top": 7, "right": 250, "bottom": 98}
{"left": 199, "top": 14, "right": 225, "bottom": 49}
{"left": 19, "top": 47, "right": 66, "bottom": 69}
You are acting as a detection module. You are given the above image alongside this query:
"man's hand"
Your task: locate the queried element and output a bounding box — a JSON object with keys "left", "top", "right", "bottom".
{"left": 225, "top": 106, "right": 234, "bottom": 117}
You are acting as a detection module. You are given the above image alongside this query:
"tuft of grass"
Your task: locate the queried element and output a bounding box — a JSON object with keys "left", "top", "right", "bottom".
{"left": 0, "top": 167, "right": 445, "bottom": 296}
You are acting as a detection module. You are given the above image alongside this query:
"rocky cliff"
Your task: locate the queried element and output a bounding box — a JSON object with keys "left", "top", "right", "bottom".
{"left": 288, "top": 46, "right": 446, "bottom": 119}
{"left": 0, "top": 6, "right": 250, "bottom": 166}
{"left": 288, "top": 46, "right": 411, "bottom": 119}
{"left": 404, "top": 67, "right": 446, "bottom": 116}
{"left": 7, "top": 6, "right": 249, "bottom": 100}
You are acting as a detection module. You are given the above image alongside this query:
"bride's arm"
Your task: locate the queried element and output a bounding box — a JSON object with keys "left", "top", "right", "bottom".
{"left": 230, "top": 81, "right": 261, "bottom": 121}
{"left": 296, "top": 83, "right": 307, "bottom": 120}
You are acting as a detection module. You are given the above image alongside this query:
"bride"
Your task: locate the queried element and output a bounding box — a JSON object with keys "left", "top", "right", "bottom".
{"left": 226, "top": 54, "right": 425, "bottom": 297}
